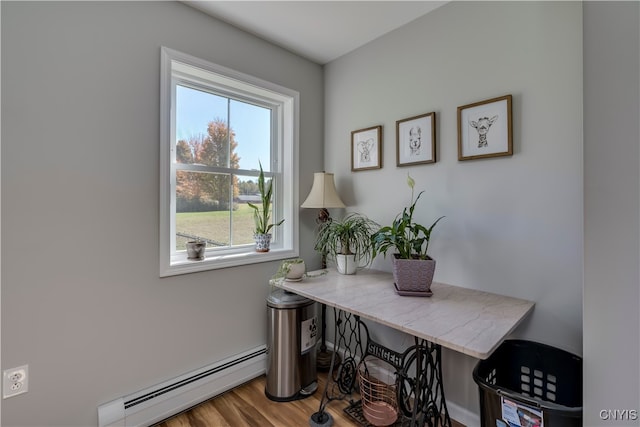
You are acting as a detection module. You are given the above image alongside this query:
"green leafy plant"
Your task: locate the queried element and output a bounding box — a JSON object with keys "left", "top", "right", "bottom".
{"left": 247, "top": 161, "right": 285, "bottom": 235}
{"left": 314, "top": 213, "right": 379, "bottom": 266}
{"left": 371, "top": 174, "right": 444, "bottom": 260}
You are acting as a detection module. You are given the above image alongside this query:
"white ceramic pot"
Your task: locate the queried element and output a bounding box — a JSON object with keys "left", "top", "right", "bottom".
{"left": 285, "top": 260, "right": 306, "bottom": 281}
{"left": 336, "top": 254, "right": 357, "bottom": 275}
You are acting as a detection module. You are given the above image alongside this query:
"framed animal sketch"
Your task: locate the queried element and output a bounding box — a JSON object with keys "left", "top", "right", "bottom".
{"left": 396, "top": 112, "right": 436, "bottom": 166}
{"left": 351, "top": 125, "right": 382, "bottom": 171}
{"left": 458, "top": 94, "right": 512, "bottom": 161}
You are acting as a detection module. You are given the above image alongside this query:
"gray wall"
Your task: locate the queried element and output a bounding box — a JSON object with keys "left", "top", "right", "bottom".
{"left": 324, "top": 1, "right": 583, "bottom": 419}
{"left": 1, "top": 2, "right": 323, "bottom": 425}
{"left": 583, "top": 2, "right": 639, "bottom": 425}
{"left": 2, "top": 1, "right": 639, "bottom": 426}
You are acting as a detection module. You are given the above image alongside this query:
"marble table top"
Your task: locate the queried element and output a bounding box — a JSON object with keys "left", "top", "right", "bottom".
{"left": 273, "top": 268, "right": 534, "bottom": 360}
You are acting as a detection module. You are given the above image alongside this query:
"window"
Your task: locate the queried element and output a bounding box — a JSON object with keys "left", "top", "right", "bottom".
{"left": 160, "top": 47, "right": 299, "bottom": 276}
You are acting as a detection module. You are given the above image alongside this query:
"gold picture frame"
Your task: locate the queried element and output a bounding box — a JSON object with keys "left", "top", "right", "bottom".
{"left": 396, "top": 112, "right": 436, "bottom": 167}
{"left": 458, "top": 94, "right": 513, "bottom": 161}
{"left": 351, "top": 125, "right": 382, "bottom": 171}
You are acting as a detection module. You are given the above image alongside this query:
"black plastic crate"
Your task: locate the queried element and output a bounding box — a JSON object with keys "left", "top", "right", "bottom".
{"left": 473, "top": 340, "right": 582, "bottom": 427}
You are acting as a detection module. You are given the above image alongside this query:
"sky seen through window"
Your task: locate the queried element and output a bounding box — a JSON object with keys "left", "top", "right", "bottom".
{"left": 176, "top": 85, "right": 271, "bottom": 172}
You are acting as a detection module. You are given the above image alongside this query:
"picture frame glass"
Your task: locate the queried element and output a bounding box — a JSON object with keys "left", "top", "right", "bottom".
{"left": 352, "top": 127, "right": 381, "bottom": 170}
{"left": 397, "top": 114, "right": 434, "bottom": 165}
{"left": 459, "top": 98, "right": 510, "bottom": 158}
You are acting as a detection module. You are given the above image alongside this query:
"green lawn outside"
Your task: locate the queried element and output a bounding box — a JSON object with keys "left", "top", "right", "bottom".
{"left": 175, "top": 203, "right": 258, "bottom": 249}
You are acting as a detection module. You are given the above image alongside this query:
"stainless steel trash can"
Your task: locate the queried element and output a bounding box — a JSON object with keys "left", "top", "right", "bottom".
{"left": 266, "top": 289, "right": 318, "bottom": 401}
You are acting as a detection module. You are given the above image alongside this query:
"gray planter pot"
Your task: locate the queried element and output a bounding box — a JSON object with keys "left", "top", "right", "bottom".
{"left": 186, "top": 241, "right": 206, "bottom": 260}
{"left": 392, "top": 254, "right": 435, "bottom": 296}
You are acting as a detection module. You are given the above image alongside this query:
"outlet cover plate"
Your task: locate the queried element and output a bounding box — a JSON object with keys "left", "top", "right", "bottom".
{"left": 3, "top": 365, "right": 28, "bottom": 398}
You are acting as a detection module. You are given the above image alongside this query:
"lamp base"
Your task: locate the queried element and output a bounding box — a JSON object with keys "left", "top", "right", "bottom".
{"left": 317, "top": 347, "right": 341, "bottom": 371}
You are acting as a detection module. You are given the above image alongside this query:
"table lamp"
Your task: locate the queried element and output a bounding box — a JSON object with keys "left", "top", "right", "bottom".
{"left": 301, "top": 172, "right": 345, "bottom": 370}
{"left": 301, "top": 171, "right": 346, "bottom": 229}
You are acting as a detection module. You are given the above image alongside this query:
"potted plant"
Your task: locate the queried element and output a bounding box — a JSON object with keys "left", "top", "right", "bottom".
{"left": 248, "top": 161, "right": 284, "bottom": 252}
{"left": 269, "top": 259, "right": 326, "bottom": 287}
{"left": 271, "top": 258, "right": 306, "bottom": 282}
{"left": 371, "top": 174, "right": 444, "bottom": 295}
{"left": 314, "top": 213, "right": 379, "bottom": 274}
{"left": 185, "top": 238, "right": 206, "bottom": 260}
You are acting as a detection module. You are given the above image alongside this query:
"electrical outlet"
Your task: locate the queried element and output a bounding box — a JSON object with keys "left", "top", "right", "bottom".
{"left": 3, "top": 365, "right": 28, "bottom": 398}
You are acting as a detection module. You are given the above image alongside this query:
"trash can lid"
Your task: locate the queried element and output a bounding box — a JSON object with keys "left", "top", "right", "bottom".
{"left": 267, "top": 288, "right": 314, "bottom": 308}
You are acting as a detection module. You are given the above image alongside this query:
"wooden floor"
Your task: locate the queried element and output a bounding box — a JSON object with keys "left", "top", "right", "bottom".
{"left": 154, "top": 372, "right": 465, "bottom": 427}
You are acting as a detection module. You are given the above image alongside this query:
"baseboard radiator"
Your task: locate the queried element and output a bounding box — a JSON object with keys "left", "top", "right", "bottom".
{"left": 98, "top": 346, "right": 267, "bottom": 427}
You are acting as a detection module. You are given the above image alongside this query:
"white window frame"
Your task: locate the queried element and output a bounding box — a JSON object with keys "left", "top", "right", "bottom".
{"left": 160, "top": 47, "right": 299, "bottom": 277}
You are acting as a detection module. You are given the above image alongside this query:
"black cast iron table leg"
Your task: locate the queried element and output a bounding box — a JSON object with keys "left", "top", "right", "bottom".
{"left": 310, "top": 309, "right": 452, "bottom": 427}
{"left": 408, "top": 340, "right": 452, "bottom": 427}
{"left": 310, "top": 309, "right": 363, "bottom": 427}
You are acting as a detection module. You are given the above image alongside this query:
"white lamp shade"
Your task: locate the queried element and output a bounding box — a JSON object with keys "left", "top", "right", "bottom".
{"left": 301, "top": 172, "right": 346, "bottom": 209}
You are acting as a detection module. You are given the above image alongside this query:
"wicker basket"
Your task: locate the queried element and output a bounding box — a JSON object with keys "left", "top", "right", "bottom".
{"left": 358, "top": 357, "right": 399, "bottom": 426}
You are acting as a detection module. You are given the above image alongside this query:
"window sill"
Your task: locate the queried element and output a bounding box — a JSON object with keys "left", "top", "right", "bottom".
{"left": 160, "top": 247, "right": 299, "bottom": 277}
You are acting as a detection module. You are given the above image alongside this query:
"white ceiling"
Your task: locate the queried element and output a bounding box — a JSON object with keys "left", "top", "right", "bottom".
{"left": 183, "top": 1, "right": 447, "bottom": 64}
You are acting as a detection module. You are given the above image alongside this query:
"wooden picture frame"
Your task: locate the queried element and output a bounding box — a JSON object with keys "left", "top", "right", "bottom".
{"left": 396, "top": 112, "right": 436, "bottom": 167}
{"left": 351, "top": 125, "right": 382, "bottom": 171}
{"left": 458, "top": 94, "right": 513, "bottom": 161}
